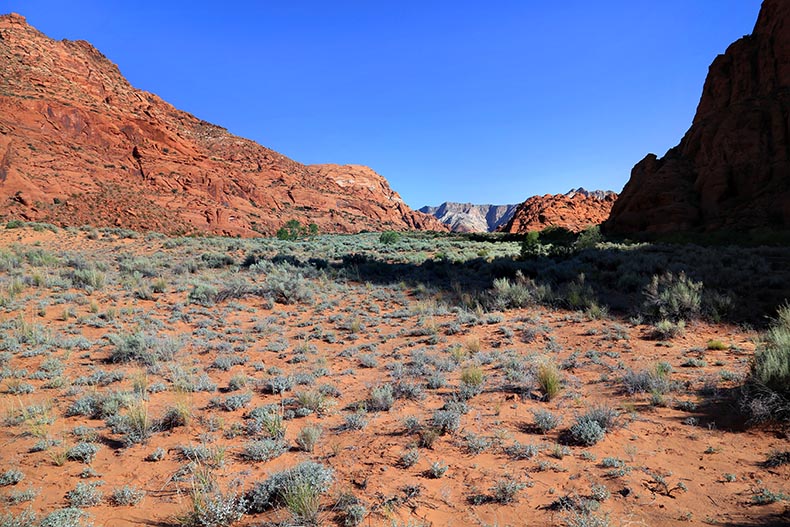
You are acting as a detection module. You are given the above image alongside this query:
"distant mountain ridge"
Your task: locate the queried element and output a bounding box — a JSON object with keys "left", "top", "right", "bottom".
{"left": 501, "top": 188, "right": 617, "bottom": 234}
{"left": 419, "top": 202, "right": 519, "bottom": 232}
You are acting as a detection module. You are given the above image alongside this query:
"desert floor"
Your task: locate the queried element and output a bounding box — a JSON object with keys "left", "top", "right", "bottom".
{"left": 0, "top": 225, "right": 787, "bottom": 527}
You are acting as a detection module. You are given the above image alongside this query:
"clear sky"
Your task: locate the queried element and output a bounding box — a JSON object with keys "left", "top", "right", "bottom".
{"left": 4, "top": 1, "right": 763, "bottom": 208}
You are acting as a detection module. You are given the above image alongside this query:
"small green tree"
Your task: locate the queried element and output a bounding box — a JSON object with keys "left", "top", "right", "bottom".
{"left": 520, "top": 231, "right": 542, "bottom": 259}
{"left": 379, "top": 231, "right": 401, "bottom": 245}
{"left": 276, "top": 220, "right": 308, "bottom": 241}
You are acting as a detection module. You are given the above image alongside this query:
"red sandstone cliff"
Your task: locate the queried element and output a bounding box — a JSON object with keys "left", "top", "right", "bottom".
{"left": 605, "top": 0, "right": 790, "bottom": 234}
{"left": 0, "top": 14, "right": 446, "bottom": 236}
{"left": 501, "top": 189, "right": 617, "bottom": 234}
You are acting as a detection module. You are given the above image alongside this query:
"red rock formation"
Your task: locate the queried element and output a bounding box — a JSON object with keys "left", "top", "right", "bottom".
{"left": 0, "top": 14, "right": 446, "bottom": 236}
{"left": 605, "top": 0, "right": 790, "bottom": 234}
{"left": 501, "top": 189, "right": 617, "bottom": 234}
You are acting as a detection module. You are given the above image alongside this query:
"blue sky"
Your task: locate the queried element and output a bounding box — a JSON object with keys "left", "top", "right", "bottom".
{"left": 5, "top": 1, "right": 762, "bottom": 207}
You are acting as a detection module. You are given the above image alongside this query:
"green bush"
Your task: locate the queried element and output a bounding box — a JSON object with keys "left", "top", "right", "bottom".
{"left": 276, "top": 219, "right": 316, "bottom": 241}
{"left": 741, "top": 304, "right": 790, "bottom": 424}
{"left": 643, "top": 271, "right": 702, "bottom": 322}
{"left": 379, "top": 231, "right": 401, "bottom": 245}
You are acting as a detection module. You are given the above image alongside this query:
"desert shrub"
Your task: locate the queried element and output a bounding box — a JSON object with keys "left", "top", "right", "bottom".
{"left": 488, "top": 271, "right": 551, "bottom": 309}
{"left": 763, "top": 450, "right": 790, "bottom": 468}
{"left": 464, "top": 433, "right": 492, "bottom": 454}
{"left": 247, "top": 407, "right": 287, "bottom": 439}
{"left": 651, "top": 319, "right": 686, "bottom": 339}
{"left": 68, "top": 268, "right": 105, "bottom": 291}
{"left": 39, "top": 508, "right": 92, "bottom": 527}
{"left": 432, "top": 409, "right": 461, "bottom": 435}
{"left": 0, "top": 469, "right": 23, "bottom": 486}
{"left": 622, "top": 364, "right": 672, "bottom": 395}
{"left": 504, "top": 441, "right": 540, "bottom": 460}
{"left": 159, "top": 404, "right": 191, "bottom": 430}
{"left": 246, "top": 461, "right": 334, "bottom": 514}
{"left": 568, "top": 406, "right": 619, "bottom": 446}
{"left": 240, "top": 439, "right": 287, "bottom": 462}
{"left": 367, "top": 383, "right": 394, "bottom": 411}
{"left": 0, "top": 509, "right": 37, "bottom": 527}
{"left": 262, "top": 375, "right": 295, "bottom": 395}
{"left": 146, "top": 448, "right": 166, "bottom": 462}
{"left": 65, "top": 481, "right": 103, "bottom": 507}
{"left": 563, "top": 511, "right": 611, "bottom": 527}
{"left": 178, "top": 489, "right": 246, "bottom": 527}
{"left": 399, "top": 448, "right": 419, "bottom": 468}
{"left": 188, "top": 283, "right": 218, "bottom": 306}
{"left": 532, "top": 408, "right": 562, "bottom": 432}
{"left": 296, "top": 390, "right": 330, "bottom": 415}
{"left": 343, "top": 503, "right": 367, "bottom": 527}
{"left": 569, "top": 419, "right": 605, "bottom": 447}
{"left": 66, "top": 442, "right": 100, "bottom": 464}
{"left": 427, "top": 461, "right": 448, "bottom": 478}
{"left": 105, "top": 403, "right": 154, "bottom": 446}
{"left": 253, "top": 262, "right": 315, "bottom": 304}
{"left": 107, "top": 332, "right": 182, "bottom": 365}
{"left": 110, "top": 485, "right": 145, "bottom": 506}
{"left": 642, "top": 271, "right": 702, "bottom": 322}
{"left": 200, "top": 252, "right": 235, "bottom": 268}
{"left": 458, "top": 366, "right": 485, "bottom": 399}
{"left": 342, "top": 412, "right": 368, "bottom": 431}
{"left": 212, "top": 392, "right": 252, "bottom": 412}
{"left": 491, "top": 478, "right": 526, "bottom": 504}
{"left": 740, "top": 304, "right": 790, "bottom": 424}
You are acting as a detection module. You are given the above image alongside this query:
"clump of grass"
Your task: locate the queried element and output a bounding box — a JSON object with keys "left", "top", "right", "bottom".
{"left": 707, "top": 339, "right": 727, "bottom": 350}
{"left": 537, "top": 361, "right": 562, "bottom": 401}
{"left": 246, "top": 461, "right": 334, "bottom": 515}
{"left": 296, "top": 425, "right": 322, "bottom": 453}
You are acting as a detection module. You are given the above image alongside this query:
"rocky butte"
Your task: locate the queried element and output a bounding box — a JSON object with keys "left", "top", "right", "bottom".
{"left": 500, "top": 188, "right": 617, "bottom": 234}
{"left": 605, "top": 0, "right": 790, "bottom": 234}
{"left": 0, "top": 13, "right": 446, "bottom": 236}
{"left": 418, "top": 202, "right": 519, "bottom": 233}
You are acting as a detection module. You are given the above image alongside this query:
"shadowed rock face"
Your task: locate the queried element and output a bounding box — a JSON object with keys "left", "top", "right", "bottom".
{"left": 605, "top": 0, "right": 790, "bottom": 234}
{"left": 500, "top": 189, "right": 617, "bottom": 234}
{"left": 419, "top": 202, "right": 519, "bottom": 232}
{"left": 0, "top": 13, "right": 446, "bottom": 236}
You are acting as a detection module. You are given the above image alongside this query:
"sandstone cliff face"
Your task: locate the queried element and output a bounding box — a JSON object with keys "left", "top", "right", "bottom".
{"left": 418, "top": 202, "right": 519, "bottom": 232}
{"left": 605, "top": 0, "right": 790, "bottom": 234}
{"left": 501, "top": 189, "right": 616, "bottom": 234}
{"left": 0, "top": 14, "right": 446, "bottom": 236}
